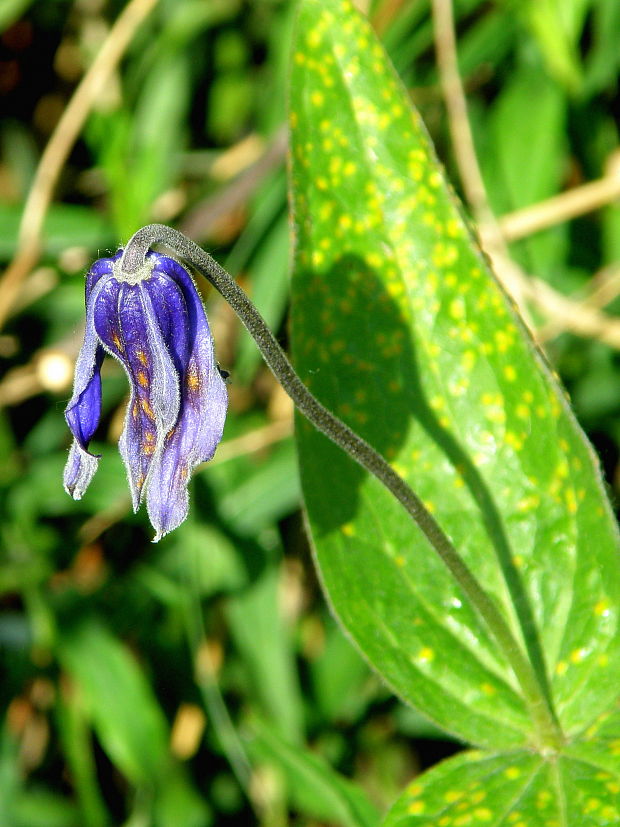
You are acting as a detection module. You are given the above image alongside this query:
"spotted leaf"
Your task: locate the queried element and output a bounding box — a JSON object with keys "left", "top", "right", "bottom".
{"left": 381, "top": 747, "right": 620, "bottom": 826}
{"left": 289, "top": 0, "right": 620, "bottom": 749}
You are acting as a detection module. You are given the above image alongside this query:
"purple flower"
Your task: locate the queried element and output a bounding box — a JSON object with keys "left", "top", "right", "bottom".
{"left": 64, "top": 250, "right": 227, "bottom": 541}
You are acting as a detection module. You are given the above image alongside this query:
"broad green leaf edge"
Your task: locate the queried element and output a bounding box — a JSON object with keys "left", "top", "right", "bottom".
{"left": 288, "top": 0, "right": 620, "bottom": 815}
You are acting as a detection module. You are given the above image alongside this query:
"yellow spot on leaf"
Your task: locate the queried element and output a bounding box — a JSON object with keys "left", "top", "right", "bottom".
{"left": 516, "top": 495, "right": 540, "bottom": 513}
{"left": 429, "top": 171, "right": 441, "bottom": 188}
{"left": 137, "top": 370, "right": 149, "bottom": 388}
{"left": 449, "top": 298, "right": 465, "bottom": 320}
{"left": 307, "top": 29, "right": 321, "bottom": 49}
{"left": 444, "top": 790, "right": 461, "bottom": 803}
{"left": 505, "top": 431, "right": 524, "bottom": 451}
{"left": 417, "top": 646, "right": 434, "bottom": 663}
{"left": 494, "top": 330, "right": 513, "bottom": 353}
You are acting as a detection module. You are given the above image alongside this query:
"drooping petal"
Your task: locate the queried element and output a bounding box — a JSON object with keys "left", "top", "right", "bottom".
{"left": 145, "top": 255, "right": 227, "bottom": 540}
{"left": 138, "top": 280, "right": 182, "bottom": 436}
{"left": 64, "top": 345, "right": 104, "bottom": 450}
{"left": 64, "top": 440, "right": 99, "bottom": 500}
{"left": 93, "top": 270, "right": 180, "bottom": 509}
{"left": 63, "top": 274, "right": 108, "bottom": 498}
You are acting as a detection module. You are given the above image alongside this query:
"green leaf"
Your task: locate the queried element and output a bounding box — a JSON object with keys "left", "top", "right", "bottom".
{"left": 289, "top": 0, "right": 620, "bottom": 749}
{"left": 233, "top": 211, "right": 290, "bottom": 383}
{"left": 564, "top": 699, "right": 620, "bottom": 776}
{"left": 0, "top": 203, "right": 115, "bottom": 260}
{"left": 310, "top": 614, "right": 372, "bottom": 723}
{"left": 152, "top": 772, "right": 212, "bottom": 827}
{"left": 57, "top": 619, "right": 209, "bottom": 825}
{"left": 478, "top": 63, "right": 567, "bottom": 279}
{"left": 226, "top": 564, "right": 305, "bottom": 743}
{"left": 207, "top": 434, "right": 299, "bottom": 536}
{"left": 157, "top": 521, "right": 248, "bottom": 598}
{"left": 510, "top": 0, "right": 589, "bottom": 94}
{"left": 0, "top": 0, "right": 36, "bottom": 32}
{"left": 56, "top": 691, "right": 108, "bottom": 827}
{"left": 57, "top": 619, "right": 171, "bottom": 783}
{"left": 89, "top": 49, "right": 190, "bottom": 236}
{"left": 583, "top": 0, "right": 620, "bottom": 94}
{"left": 9, "top": 790, "right": 81, "bottom": 827}
{"left": 381, "top": 746, "right": 620, "bottom": 826}
{"left": 249, "top": 720, "right": 380, "bottom": 827}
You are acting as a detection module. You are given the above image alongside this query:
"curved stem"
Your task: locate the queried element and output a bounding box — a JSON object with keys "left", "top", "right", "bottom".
{"left": 120, "top": 223, "right": 564, "bottom": 750}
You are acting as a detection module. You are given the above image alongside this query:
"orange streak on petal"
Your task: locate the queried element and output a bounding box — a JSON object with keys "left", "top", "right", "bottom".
{"left": 140, "top": 398, "right": 155, "bottom": 419}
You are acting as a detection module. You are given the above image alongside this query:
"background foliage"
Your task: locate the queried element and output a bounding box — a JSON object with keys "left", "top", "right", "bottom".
{"left": 1, "top": 0, "right": 620, "bottom": 825}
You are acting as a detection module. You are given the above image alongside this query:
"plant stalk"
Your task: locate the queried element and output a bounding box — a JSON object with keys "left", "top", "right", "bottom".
{"left": 120, "top": 223, "right": 564, "bottom": 751}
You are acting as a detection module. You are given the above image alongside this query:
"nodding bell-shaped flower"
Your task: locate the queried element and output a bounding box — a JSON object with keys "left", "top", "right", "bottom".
{"left": 64, "top": 250, "right": 228, "bottom": 541}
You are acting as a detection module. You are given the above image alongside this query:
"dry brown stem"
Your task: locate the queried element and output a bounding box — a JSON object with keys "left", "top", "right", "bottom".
{"left": 431, "top": 0, "right": 620, "bottom": 350}
{"left": 500, "top": 154, "right": 620, "bottom": 241}
{"left": 0, "top": 0, "right": 158, "bottom": 331}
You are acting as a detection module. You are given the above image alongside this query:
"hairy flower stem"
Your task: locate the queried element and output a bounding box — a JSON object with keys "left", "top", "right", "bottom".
{"left": 121, "top": 224, "right": 564, "bottom": 751}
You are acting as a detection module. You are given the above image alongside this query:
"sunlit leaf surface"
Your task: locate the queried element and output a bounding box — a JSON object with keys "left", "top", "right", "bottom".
{"left": 289, "top": 0, "right": 620, "bottom": 747}
{"left": 382, "top": 746, "right": 620, "bottom": 826}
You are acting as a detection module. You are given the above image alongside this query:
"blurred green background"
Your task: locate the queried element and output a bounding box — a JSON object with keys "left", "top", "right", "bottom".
{"left": 1, "top": 0, "right": 620, "bottom": 824}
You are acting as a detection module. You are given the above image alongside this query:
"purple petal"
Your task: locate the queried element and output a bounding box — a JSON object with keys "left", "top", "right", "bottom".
{"left": 93, "top": 274, "right": 180, "bottom": 509}
{"left": 85, "top": 253, "right": 119, "bottom": 304}
{"left": 63, "top": 275, "right": 108, "bottom": 498}
{"left": 144, "top": 267, "right": 192, "bottom": 372}
{"left": 145, "top": 255, "right": 227, "bottom": 540}
{"left": 63, "top": 440, "right": 99, "bottom": 500}
{"left": 64, "top": 345, "right": 104, "bottom": 450}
